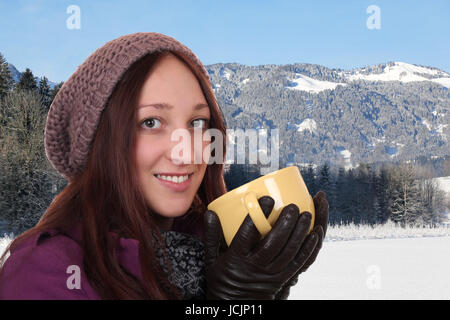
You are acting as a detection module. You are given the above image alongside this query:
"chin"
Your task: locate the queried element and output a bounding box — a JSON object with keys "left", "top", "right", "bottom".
{"left": 151, "top": 199, "right": 193, "bottom": 218}
{"left": 158, "top": 207, "right": 190, "bottom": 218}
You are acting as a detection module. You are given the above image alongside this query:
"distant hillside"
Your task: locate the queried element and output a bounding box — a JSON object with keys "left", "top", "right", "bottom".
{"left": 206, "top": 61, "right": 450, "bottom": 168}
{"left": 6, "top": 60, "right": 449, "bottom": 169}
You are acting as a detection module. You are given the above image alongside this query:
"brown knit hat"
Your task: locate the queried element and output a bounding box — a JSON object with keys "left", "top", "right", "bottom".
{"left": 44, "top": 32, "right": 217, "bottom": 180}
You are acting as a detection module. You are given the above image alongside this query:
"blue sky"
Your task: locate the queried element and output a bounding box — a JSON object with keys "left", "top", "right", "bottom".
{"left": 1, "top": 0, "right": 449, "bottom": 82}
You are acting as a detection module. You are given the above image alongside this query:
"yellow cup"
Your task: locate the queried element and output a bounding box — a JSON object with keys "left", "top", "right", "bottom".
{"left": 207, "top": 166, "right": 315, "bottom": 246}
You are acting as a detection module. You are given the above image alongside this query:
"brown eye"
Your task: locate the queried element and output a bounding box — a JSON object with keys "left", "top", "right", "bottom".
{"left": 141, "top": 118, "right": 161, "bottom": 129}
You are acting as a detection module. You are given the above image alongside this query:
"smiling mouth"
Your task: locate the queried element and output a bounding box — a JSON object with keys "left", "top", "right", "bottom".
{"left": 153, "top": 172, "right": 194, "bottom": 192}
{"left": 153, "top": 173, "right": 194, "bottom": 183}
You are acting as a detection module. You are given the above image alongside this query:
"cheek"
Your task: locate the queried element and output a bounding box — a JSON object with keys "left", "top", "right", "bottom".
{"left": 135, "top": 136, "right": 164, "bottom": 170}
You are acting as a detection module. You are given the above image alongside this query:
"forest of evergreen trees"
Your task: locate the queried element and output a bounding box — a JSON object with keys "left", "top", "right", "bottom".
{"left": 224, "top": 162, "right": 447, "bottom": 227}
{"left": 208, "top": 62, "right": 450, "bottom": 168}
{"left": 0, "top": 53, "right": 66, "bottom": 234}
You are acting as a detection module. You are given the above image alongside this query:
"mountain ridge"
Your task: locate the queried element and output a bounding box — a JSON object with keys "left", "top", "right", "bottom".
{"left": 206, "top": 61, "right": 449, "bottom": 168}
{"left": 6, "top": 60, "right": 449, "bottom": 168}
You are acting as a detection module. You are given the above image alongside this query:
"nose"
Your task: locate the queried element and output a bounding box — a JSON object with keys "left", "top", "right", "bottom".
{"left": 165, "top": 128, "right": 204, "bottom": 165}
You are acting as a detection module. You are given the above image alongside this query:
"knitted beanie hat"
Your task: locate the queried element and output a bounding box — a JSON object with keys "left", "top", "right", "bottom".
{"left": 44, "top": 32, "right": 218, "bottom": 180}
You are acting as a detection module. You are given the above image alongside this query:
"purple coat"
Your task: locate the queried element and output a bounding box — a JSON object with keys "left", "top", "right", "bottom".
{"left": 0, "top": 224, "right": 143, "bottom": 299}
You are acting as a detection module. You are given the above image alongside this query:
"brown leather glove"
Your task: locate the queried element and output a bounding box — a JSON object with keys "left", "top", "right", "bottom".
{"left": 204, "top": 196, "right": 319, "bottom": 300}
{"left": 275, "top": 191, "right": 329, "bottom": 299}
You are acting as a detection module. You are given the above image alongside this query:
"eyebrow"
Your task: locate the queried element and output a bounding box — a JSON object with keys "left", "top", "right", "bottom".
{"left": 138, "top": 102, "right": 209, "bottom": 111}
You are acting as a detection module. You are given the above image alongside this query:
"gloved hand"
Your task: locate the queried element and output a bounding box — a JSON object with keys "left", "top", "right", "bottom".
{"left": 275, "top": 191, "right": 329, "bottom": 299}
{"left": 204, "top": 195, "right": 320, "bottom": 300}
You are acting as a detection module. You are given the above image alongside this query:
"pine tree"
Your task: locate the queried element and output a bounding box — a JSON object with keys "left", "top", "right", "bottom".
{"left": 367, "top": 165, "right": 378, "bottom": 225}
{"left": 389, "top": 163, "right": 421, "bottom": 227}
{"left": 372, "top": 195, "right": 382, "bottom": 226}
{"left": 353, "top": 163, "right": 371, "bottom": 224}
{"left": 334, "top": 166, "right": 350, "bottom": 224}
{"left": 418, "top": 179, "right": 446, "bottom": 226}
{"left": 0, "top": 90, "right": 65, "bottom": 233}
{"left": 317, "top": 163, "right": 334, "bottom": 223}
{"left": 376, "top": 165, "right": 391, "bottom": 223}
{"left": 0, "top": 53, "right": 14, "bottom": 98}
{"left": 303, "top": 162, "right": 316, "bottom": 196}
{"left": 318, "top": 162, "right": 331, "bottom": 196}
{"left": 38, "top": 76, "right": 51, "bottom": 110}
{"left": 328, "top": 167, "right": 338, "bottom": 219}
{"left": 49, "top": 81, "right": 64, "bottom": 104}
{"left": 346, "top": 169, "right": 358, "bottom": 224}
{"left": 16, "top": 68, "right": 37, "bottom": 92}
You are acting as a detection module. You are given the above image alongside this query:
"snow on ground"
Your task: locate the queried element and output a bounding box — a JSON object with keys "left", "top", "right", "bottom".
{"left": 296, "top": 118, "right": 317, "bottom": 133}
{"left": 433, "top": 176, "right": 450, "bottom": 194}
{"left": 325, "top": 221, "right": 450, "bottom": 241}
{"left": 220, "top": 68, "right": 232, "bottom": 80}
{"left": 287, "top": 74, "right": 346, "bottom": 93}
{"left": 290, "top": 236, "right": 450, "bottom": 300}
{"left": 435, "top": 124, "right": 448, "bottom": 140}
{"left": 1, "top": 223, "right": 449, "bottom": 300}
{"left": 432, "top": 77, "right": 450, "bottom": 88}
{"left": 339, "top": 149, "right": 351, "bottom": 160}
{"left": 422, "top": 119, "right": 433, "bottom": 131}
{"left": 285, "top": 62, "right": 450, "bottom": 94}
{"left": 345, "top": 62, "right": 450, "bottom": 88}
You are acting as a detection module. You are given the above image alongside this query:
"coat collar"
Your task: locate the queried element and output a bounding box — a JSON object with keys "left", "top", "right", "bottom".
{"left": 35, "top": 223, "right": 143, "bottom": 281}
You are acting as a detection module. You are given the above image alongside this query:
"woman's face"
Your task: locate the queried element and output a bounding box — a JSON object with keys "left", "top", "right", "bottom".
{"left": 135, "top": 53, "right": 211, "bottom": 227}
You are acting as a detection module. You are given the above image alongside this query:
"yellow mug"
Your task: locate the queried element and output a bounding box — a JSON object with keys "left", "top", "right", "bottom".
{"left": 207, "top": 166, "right": 315, "bottom": 246}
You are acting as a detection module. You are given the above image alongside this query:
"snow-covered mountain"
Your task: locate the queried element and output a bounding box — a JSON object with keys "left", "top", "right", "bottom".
{"left": 342, "top": 61, "right": 450, "bottom": 87}
{"left": 6, "top": 59, "right": 449, "bottom": 168}
{"left": 207, "top": 61, "right": 450, "bottom": 168}
{"left": 7, "top": 63, "right": 22, "bottom": 83}
{"left": 285, "top": 61, "right": 450, "bottom": 93}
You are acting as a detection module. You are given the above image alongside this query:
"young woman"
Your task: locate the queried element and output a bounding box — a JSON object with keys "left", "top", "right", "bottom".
{"left": 0, "top": 32, "right": 328, "bottom": 300}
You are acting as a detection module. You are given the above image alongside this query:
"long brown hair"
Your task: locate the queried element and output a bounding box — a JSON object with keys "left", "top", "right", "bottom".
{"left": 0, "top": 50, "right": 228, "bottom": 299}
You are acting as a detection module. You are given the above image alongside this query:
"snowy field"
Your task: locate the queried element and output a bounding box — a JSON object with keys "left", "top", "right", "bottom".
{"left": 1, "top": 224, "right": 449, "bottom": 300}
{"left": 291, "top": 222, "right": 450, "bottom": 300}
{"left": 324, "top": 220, "right": 450, "bottom": 241}
{"left": 290, "top": 236, "right": 450, "bottom": 300}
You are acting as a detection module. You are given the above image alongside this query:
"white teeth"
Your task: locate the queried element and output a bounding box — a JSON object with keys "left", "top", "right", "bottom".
{"left": 156, "top": 174, "right": 189, "bottom": 183}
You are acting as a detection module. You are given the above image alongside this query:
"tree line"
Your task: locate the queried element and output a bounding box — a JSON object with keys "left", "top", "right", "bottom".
{"left": 0, "top": 53, "right": 66, "bottom": 234}
{"left": 224, "top": 162, "right": 448, "bottom": 227}
{"left": 0, "top": 53, "right": 64, "bottom": 107}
